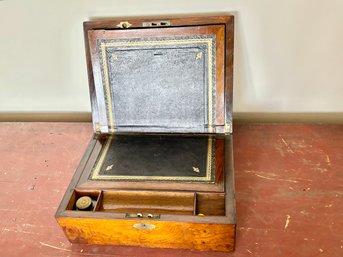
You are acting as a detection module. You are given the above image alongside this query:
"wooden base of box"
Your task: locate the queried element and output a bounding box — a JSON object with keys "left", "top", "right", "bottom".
{"left": 55, "top": 135, "right": 236, "bottom": 252}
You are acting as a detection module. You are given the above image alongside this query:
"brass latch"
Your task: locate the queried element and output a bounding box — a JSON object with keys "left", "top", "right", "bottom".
{"left": 126, "top": 213, "right": 160, "bottom": 219}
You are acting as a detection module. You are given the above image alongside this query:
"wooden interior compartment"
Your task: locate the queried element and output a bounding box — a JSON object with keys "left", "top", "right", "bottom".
{"left": 66, "top": 190, "right": 102, "bottom": 211}
{"left": 196, "top": 192, "right": 225, "bottom": 216}
{"left": 97, "top": 190, "right": 195, "bottom": 215}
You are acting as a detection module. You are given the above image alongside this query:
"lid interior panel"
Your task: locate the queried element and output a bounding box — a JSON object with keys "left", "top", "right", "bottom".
{"left": 88, "top": 25, "right": 225, "bottom": 133}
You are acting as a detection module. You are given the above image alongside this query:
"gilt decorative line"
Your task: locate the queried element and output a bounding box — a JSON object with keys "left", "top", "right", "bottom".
{"left": 101, "top": 43, "right": 115, "bottom": 131}
{"left": 92, "top": 135, "right": 112, "bottom": 178}
{"left": 206, "top": 137, "right": 212, "bottom": 178}
{"left": 207, "top": 40, "right": 213, "bottom": 133}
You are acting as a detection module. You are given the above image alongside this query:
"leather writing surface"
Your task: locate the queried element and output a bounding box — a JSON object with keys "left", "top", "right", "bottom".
{"left": 90, "top": 135, "right": 216, "bottom": 183}
{"left": 96, "top": 34, "right": 216, "bottom": 133}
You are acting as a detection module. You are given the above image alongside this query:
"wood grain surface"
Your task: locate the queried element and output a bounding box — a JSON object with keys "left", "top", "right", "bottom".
{"left": 57, "top": 217, "right": 235, "bottom": 252}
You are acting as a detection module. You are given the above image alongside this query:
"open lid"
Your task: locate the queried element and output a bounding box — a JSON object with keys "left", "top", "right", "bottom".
{"left": 84, "top": 16, "right": 234, "bottom": 134}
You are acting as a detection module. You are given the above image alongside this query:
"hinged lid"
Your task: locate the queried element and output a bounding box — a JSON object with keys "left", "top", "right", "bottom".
{"left": 84, "top": 15, "right": 234, "bottom": 134}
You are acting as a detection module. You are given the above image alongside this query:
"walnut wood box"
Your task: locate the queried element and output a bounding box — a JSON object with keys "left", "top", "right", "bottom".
{"left": 56, "top": 15, "right": 236, "bottom": 252}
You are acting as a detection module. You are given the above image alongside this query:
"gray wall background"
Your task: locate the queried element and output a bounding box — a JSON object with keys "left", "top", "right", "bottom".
{"left": 1, "top": 0, "right": 342, "bottom": 115}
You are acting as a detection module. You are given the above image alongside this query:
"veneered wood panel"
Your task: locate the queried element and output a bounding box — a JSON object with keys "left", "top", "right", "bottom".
{"left": 196, "top": 193, "right": 225, "bottom": 216}
{"left": 215, "top": 26, "right": 225, "bottom": 126}
{"left": 98, "top": 191, "right": 195, "bottom": 215}
{"left": 224, "top": 17, "right": 234, "bottom": 133}
{"left": 57, "top": 217, "right": 235, "bottom": 252}
{"left": 84, "top": 15, "right": 233, "bottom": 30}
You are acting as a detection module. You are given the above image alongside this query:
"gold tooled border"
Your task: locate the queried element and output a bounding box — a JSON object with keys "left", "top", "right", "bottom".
{"left": 91, "top": 137, "right": 213, "bottom": 182}
{"left": 100, "top": 37, "right": 214, "bottom": 133}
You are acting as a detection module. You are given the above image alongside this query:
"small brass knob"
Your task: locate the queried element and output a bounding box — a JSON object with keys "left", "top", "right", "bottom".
{"left": 116, "top": 21, "right": 132, "bottom": 29}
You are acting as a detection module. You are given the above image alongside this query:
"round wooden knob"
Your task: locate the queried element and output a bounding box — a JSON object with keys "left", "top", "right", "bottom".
{"left": 76, "top": 196, "right": 92, "bottom": 210}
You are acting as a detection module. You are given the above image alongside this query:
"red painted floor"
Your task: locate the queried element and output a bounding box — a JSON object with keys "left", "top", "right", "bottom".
{"left": 0, "top": 123, "right": 342, "bottom": 257}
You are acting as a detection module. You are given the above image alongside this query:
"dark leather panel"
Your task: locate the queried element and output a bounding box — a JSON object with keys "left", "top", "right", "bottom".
{"left": 90, "top": 135, "right": 216, "bottom": 182}
{"left": 97, "top": 34, "right": 216, "bottom": 133}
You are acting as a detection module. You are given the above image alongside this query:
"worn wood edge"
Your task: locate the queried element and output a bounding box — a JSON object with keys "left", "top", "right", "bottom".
{"left": 225, "top": 135, "right": 236, "bottom": 225}
{"left": 1, "top": 112, "right": 343, "bottom": 124}
{"left": 86, "top": 12, "right": 234, "bottom": 23}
